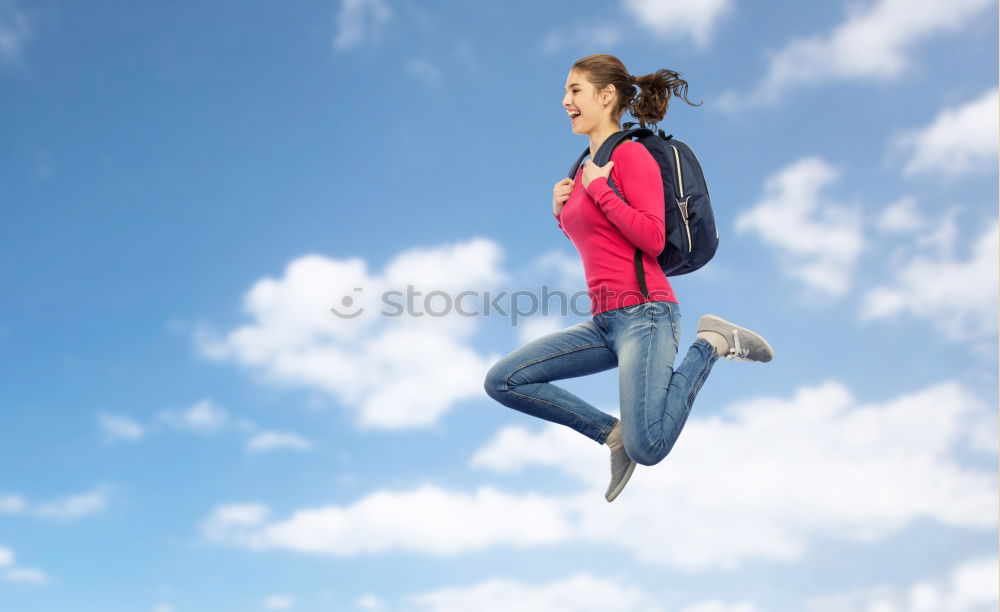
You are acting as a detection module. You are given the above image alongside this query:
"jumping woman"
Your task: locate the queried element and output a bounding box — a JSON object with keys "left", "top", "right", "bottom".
{"left": 483, "top": 54, "right": 774, "bottom": 502}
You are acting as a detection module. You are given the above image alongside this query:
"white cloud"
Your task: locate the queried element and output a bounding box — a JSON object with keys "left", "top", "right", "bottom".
{"left": 158, "top": 399, "right": 229, "bottom": 434}
{"left": 0, "top": 545, "right": 49, "bottom": 585}
{"left": 196, "top": 238, "right": 508, "bottom": 429}
{"left": 877, "top": 202, "right": 961, "bottom": 255}
{"left": 405, "top": 573, "right": 663, "bottom": 612}
{"left": 680, "top": 602, "right": 762, "bottom": 612}
{"left": 5, "top": 567, "right": 48, "bottom": 584}
{"left": 201, "top": 503, "right": 271, "bottom": 542}
{"left": 204, "top": 380, "right": 995, "bottom": 570}
{"left": 509, "top": 249, "right": 590, "bottom": 327}
{"left": 0, "top": 489, "right": 107, "bottom": 520}
{"left": 246, "top": 431, "right": 313, "bottom": 454}
{"left": 622, "top": 0, "right": 735, "bottom": 49}
{"left": 201, "top": 485, "right": 574, "bottom": 555}
{"left": 0, "top": 494, "right": 26, "bottom": 514}
{"left": 515, "top": 316, "right": 563, "bottom": 345}
{"left": 735, "top": 157, "right": 863, "bottom": 295}
{"left": 262, "top": 594, "right": 296, "bottom": 610}
{"left": 471, "top": 423, "right": 599, "bottom": 483}
{"left": 355, "top": 594, "right": 386, "bottom": 610}
{"left": 862, "top": 219, "right": 998, "bottom": 341}
{"left": 521, "top": 250, "right": 588, "bottom": 314}
{"left": 332, "top": 0, "right": 391, "bottom": 51}
{"left": 892, "top": 88, "right": 999, "bottom": 178}
{"left": 806, "top": 555, "right": 999, "bottom": 612}
{"left": 98, "top": 413, "right": 145, "bottom": 442}
{"left": 476, "top": 380, "right": 996, "bottom": 569}
{"left": 877, "top": 196, "right": 924, "bottom": 233}
{"left": 371, "top": 577, "right": 762, "bottom": 612}
{"left": 151, "top": 604, "right": 174, "bottom": 612}
{"left": 102, "top": 401, "right": 270, "bottom": 446}
{"left": 34, "top": 487, "right": 108, "bottom": 520}
{"left": 717, "top": 0, "right": 995, "bottom": 109}
{"left": 0, "top": 0, "right": 31, "bottom": 64}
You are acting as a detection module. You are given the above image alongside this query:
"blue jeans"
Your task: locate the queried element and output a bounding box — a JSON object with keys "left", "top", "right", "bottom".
{"left": 483, "top": 301, "right": 719, "bottom": 466}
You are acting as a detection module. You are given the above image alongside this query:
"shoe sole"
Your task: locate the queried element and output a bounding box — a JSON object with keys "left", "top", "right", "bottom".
{"left": 698, "top": 314, "right": 774, "bottom": 362}
{"left": 605, "top": 460, "right": 637, "bottom": 502}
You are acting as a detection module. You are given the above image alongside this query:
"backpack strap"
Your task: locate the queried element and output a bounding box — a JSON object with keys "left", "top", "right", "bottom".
{"left": 593, "top": 128, "right": 648, "bottom": 166}
{"left": 566, "top": 127, "right": 652, "bottom": 178}
{"left": 567, "top": 147, "right": 590, "bottom": 179}
{"left": 634, "top": 249, "right": 648, "bottom": 299}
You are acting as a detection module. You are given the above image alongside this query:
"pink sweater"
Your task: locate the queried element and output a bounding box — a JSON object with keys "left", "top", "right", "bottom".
{"left": 554, "top": 140, "right": 677, "bottom": 316}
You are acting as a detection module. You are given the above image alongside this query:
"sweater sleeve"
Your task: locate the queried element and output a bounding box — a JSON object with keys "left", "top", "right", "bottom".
{"left": 583, "top": 143, "right": 665, "bottom": 256}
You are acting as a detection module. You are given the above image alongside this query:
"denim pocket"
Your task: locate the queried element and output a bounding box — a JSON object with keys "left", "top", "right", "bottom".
{"left": 607, "top": 302, "right": 644, "bottom": 314}
{"left": 597, "top": 302, "right": 644, "bottom": 328}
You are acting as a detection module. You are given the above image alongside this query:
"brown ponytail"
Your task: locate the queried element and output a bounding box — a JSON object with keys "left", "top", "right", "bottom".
{"left": 571, "top": 54, "right": 702, "bottom": 128}
{"left": 632, "top": 68, "right": 702, "bottom": 127}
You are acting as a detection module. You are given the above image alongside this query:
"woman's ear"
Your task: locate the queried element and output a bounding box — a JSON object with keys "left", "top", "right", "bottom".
{"left": 601, "top": 85, "right": 612, "bottom": 105}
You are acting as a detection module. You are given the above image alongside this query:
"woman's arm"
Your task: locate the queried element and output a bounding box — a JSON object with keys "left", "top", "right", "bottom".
{"left": 584, "top": 143, "right": 665, "bottom": 256}
{"left": 552, "top": 176, "right": 575, "bottom": 242}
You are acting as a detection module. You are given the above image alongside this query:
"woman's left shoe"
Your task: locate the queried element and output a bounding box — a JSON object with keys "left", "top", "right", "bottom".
{"left": 696, "top": 314, "right": 774, "bottom": 362}
{"left": 604, "top": 421, "right": 636, "bottom": 502}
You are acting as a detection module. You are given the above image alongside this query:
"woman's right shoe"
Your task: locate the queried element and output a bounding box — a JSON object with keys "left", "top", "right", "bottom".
{"left": 605, "top": 422, "right": 636, "bottom": 502}
{"left": 697, "top": 314, "right": 774, "bottom": 363}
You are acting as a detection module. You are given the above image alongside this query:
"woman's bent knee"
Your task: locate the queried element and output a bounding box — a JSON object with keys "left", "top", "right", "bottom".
{"left": 483, "top": 364, "right": 508, "bottom": 400}
{"left": 625, "top": 439, "right": 671, "bottom": 466}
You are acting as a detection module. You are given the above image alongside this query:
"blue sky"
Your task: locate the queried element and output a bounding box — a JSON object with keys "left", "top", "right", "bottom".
{"left": 1, "top": 0, "right": 998, "bottom": 610}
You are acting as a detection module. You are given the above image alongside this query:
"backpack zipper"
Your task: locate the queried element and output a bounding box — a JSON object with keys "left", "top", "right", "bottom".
{"left": 669, "top": 144, "right": 693, "bottom": 252}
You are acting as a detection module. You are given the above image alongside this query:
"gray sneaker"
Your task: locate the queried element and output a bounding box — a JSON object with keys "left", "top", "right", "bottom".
{"left": 604, "top": 423, "right": 636, "bottom": 502}
{"left": 697, "top": 314, "right": 774, "bottom": 363}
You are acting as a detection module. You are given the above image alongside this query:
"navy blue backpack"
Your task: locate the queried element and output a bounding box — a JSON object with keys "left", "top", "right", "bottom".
{"left": 567, "top": 123, "right": 718, "bottom": 298}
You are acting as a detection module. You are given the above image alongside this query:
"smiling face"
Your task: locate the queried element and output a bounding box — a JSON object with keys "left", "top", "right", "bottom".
{"left": 563, "top": 69, "right": 616, "bottom": 134}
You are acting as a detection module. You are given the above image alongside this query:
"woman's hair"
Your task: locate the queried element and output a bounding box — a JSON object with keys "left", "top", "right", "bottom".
{"left": 571, "top": 53, "right": 701, "bottom": 128}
